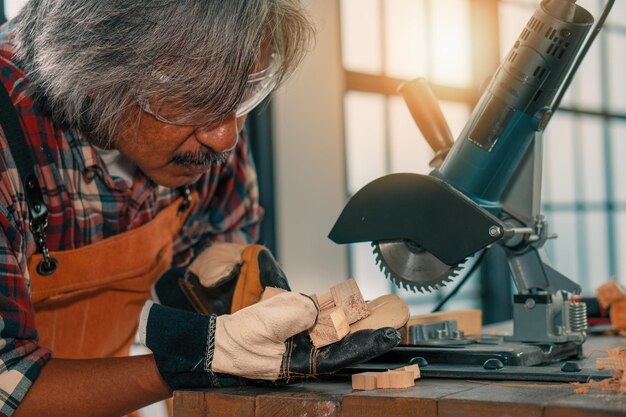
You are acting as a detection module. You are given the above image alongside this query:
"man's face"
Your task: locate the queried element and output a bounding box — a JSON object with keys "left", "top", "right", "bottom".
{"left": 115, "top": 108, "right": 246, "bottom": 188}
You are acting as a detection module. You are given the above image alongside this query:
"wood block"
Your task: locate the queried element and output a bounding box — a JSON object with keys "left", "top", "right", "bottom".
{"left": 330, "top": 279, "right": 369, "bottom": 324}
{"left": 316, "top": 292, "right": 335, "bottom": 310}
{"left": 375, "top": 371, "right": 392, "bottom": 389}
{"left": 401, "top": 310, "right": 482, "bottom": 344}
{"left": 308, "top": 307, "right": 350, "bottom": 348}
{"left": 395, "top": 364, "right": 421, "bottom": 380}
{"left": 376, "top": 370, "right": 414, "bottom": 389}
{"left": 596, "top": 281, "right": 626, "bottom": 310}
{"left": 260, "top": 287, "right": 287, "bottom": 301}
{"left": 610, "top": 298, "right": 626, "bottom": 330}
{"left": 350, "top": 294, "right": 410, "bottom": 332}
{"left": 351, "top": 372, "right": 378, "bottom": 390}
{"left": 387, "top": 370, "right": 415, "bottom": 388}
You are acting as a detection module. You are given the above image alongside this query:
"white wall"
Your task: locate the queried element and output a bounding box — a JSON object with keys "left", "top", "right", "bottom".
{"left": 273, "top": 0, "right": 349, "bottom": 295}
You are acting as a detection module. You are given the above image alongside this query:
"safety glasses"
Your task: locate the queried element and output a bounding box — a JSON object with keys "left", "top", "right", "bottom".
{"left": 141, "top": 52, "right": 281, "bottom": 127}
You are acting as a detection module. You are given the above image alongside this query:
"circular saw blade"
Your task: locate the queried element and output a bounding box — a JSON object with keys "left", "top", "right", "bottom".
{"left": 373, "top": 241, "right": 463, "bottom": 293}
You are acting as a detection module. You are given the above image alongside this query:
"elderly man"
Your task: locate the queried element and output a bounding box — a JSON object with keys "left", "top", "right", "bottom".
{"left": 0, "top": 1, "right": 401, "bottom": 416}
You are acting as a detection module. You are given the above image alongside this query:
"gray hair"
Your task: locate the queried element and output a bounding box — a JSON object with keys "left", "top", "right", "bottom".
{"left": 12, "top": 0, "right": 314, "bottom": 146}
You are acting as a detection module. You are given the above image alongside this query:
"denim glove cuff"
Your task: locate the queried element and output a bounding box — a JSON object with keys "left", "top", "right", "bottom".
{"left": 140, "top": 301, "right": 242, "bottom": 389}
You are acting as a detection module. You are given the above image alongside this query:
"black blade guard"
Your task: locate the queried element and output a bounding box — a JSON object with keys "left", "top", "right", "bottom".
{"left": 329, "top": 173, "right": 505, "bottom": 266}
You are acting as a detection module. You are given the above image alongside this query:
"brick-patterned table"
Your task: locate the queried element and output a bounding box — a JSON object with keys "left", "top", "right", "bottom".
{"left": 174, "top": 334, "right": 626, "bottom": 417}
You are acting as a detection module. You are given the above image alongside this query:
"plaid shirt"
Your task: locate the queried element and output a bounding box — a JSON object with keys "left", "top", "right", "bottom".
{"left": 0, "top": 22, "right": 262, "bottom": 416}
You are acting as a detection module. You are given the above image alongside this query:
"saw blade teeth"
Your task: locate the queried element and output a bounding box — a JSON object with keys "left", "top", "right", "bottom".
{"left": 372, "top": 241, "right": 471, "bottom": 295}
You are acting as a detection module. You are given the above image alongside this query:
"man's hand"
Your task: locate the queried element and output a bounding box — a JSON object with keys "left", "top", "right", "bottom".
{"left": 155, "top": 243, "right": 290, "bottom": 315}
{"left": 139, "top": 293, "right": 400, "bottom": 390}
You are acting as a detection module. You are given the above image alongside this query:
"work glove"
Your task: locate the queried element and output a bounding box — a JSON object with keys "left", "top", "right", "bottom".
{"left": 154, "top": 243, "right": 289, "bottom": 315}
{"left": 139, "top": 292, "right": 401, "bottom": 390}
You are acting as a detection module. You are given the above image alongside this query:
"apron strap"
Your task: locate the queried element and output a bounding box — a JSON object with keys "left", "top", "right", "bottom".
{"left": 0, "top": 81, "right": 57, "bottom": 275}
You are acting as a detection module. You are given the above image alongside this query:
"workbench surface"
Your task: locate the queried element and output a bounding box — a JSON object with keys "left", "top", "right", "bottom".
{"left": 174, "top": 334, "right": 626, "bottom": 417}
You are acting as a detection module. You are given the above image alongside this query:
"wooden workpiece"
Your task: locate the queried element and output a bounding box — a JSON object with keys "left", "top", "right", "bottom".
{"left": 351, "top": 372, "right": 378, "bottom": 391}
{"left": 610, "top": 299, "right": 626, "bottom": 330}
{"left": 350, "top": 294, "right": 410, "bottom": 333}
{"left": 596, "top": 281, "right": 625, "bottom": 310}
{"left": 395, "top": 364, "right": 421, "bottom": 380}
{"left": 376, "top": 370, "right": 414, "bottom": 389}
{"left": 308, "top": 306, "right": 350, "bottom": 348}
{"left": 315, "top": 291, "right": 335, "bottom": 310}
{"left": 352, "top": 365, "right": 420, "bottom": 390}
{"left": 595, "top": 282, "right": 626, "bottom": 330}
{"left": 308, "top": 279, "right": 370, "bottom": 348}
{"left": 330, "top": 279, "right": 369, "bottom": 324}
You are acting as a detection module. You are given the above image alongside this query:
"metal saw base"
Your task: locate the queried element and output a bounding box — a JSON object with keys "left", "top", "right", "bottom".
{"left": 344, "top": 339, "right": 613, "bottom": 383}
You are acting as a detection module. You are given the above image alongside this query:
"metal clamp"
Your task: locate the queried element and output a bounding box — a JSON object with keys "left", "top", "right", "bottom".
{"left": 177, "top": 186, "right": 192, "bottom": 215}
{"left": 32, "top": 218, "right": 58, "bottom": 276}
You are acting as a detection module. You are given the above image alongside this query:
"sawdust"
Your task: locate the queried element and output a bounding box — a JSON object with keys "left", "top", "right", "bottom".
{"left": 574, "top": 348, "right": 626, "bottom": 395}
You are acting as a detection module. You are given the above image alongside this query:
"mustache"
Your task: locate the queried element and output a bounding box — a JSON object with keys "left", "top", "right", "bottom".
{"left": 170, "top": 149, "right": 232, "bottom": 168}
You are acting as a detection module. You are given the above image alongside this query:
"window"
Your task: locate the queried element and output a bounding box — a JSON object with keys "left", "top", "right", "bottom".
{"left": 339, "top": 0, "right": 625, "bottom": 315}
{"left": 2, "top": 0, "right": 28, "bottom": 21}
{"left": 340, "top": 0, "right": 482, "bottom": 314}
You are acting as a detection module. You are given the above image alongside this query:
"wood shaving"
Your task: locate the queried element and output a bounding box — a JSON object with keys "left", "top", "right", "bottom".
{"left": 575, "top": 348, "right": 626, "bottom": 394}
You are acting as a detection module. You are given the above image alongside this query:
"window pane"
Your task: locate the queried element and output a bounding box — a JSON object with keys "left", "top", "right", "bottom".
{"left": 384, "top": 0, "right": 427, "bottom": 79}
{"left": 561, "top": 37, "right": 603, "bottom": 110}
{"left": 430, "top": 0, "right": 472, "bottom": 87}
{"left": 350, "top": 243, "right": 392, "bottom": 300}
{"left": 607, "top": 0, "right": 626, "bottom": 28}
{"left": 583, "top": 212, "right": 610, "bottom": 292}
{"left": 610, "top": 120, "right": 626, "bottom": 202}
{"left": 340, "top": 0, "right": 383, "bottom": 74}
{"left": 388, "top": 96, "right": 433, "bottom": 174}
{"left": 498, "top": 2, "right": 534, "bottom": 61}
{"left": 545, "top": 211, "right": 579, "bottom": 283}
{"left": 543, "top": 113, "right": 577, "bottom": 204}
{"left": 344, "top": 92, "right": 387, "bottom": 194}
{"left": 440, "top": 101, "right": 471, "bottom": 139}
{"left": 578, "top": 116, "right": 606, "bottom": 203}
{"left": 4, "top": 0, "right": 28, "bottom": 20}
{"left": 574, "top": 0, "right": 602, "bottom": 22}
{"left": 615, "top": 212, "right": 626, "bottom": 281}
{"left": 607, "top": 32, "right": 626, "bottom": 113}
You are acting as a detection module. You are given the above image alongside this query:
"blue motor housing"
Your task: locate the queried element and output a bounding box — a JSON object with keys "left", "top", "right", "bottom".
{"left": 435, "top": 0, "right": 593, "bottom": 211}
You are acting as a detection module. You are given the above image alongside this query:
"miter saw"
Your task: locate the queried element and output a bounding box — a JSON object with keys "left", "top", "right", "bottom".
{"left": 330, "top": 0, "right": 616, "bottom": 382}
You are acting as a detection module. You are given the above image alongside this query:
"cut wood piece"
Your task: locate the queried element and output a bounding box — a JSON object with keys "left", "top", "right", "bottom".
{"left": 610, "top": 299, "right": 626, "bottom": 330}
{"left": 330, "top": 279, "right": 369, "bottom": 324}
{"left": 395, "top": 364, "right": 421, "bottom": 380}
{"left": 401, "top": 309, "right": 482, "bottom": 344}
{"left": 350, "top": 294, "right": 409, "bottom": 333}
{"left": 376, "top": 370, "right": 414, "bottom": 389}
{"left": 260, "top": 286, "right": 287, "bottom": 301}
{"left": 375, "top": 371, "right": 391, "bottom": 389}
{"left": 351, "top": 372, "right": 378, "bottom": 390}
{"left": 316, "top": 292, "right": 335, "bottom": 310}
{"left": 308, "top": 307, "right": 350, "bottom": 348}
{"left": 596, "top": 281, "right": 626, "bottom": 310}
{"left": 387, "top": 370, "right": 415, "bottom": 388}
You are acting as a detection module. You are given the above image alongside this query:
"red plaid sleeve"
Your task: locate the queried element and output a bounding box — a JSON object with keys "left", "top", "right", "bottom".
{"left": 0, "top": 202, "right": 51, "bottom": 417}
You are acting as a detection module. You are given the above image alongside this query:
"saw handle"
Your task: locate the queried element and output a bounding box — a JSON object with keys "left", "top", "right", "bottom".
{"left": 399, "top": 78, "right": 454, "bottom": 168}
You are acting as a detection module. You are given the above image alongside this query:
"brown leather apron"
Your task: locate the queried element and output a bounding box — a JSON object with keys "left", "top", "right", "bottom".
{"left": 28, "top": 194, "right": 196, "bottom": 358}
{"left": 27, "top": 194, "right": 196, "bottom": 417}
